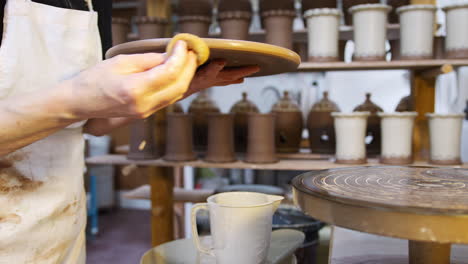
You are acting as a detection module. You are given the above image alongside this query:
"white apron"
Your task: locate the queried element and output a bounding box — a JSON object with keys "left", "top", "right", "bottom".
{"left": 0, "top": 0, "right": 101, "bottom": 263}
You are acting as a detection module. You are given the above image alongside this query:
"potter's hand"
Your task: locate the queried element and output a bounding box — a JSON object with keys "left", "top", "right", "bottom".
{"left": 65, "top": 40, "right": 197, "bottom": 119}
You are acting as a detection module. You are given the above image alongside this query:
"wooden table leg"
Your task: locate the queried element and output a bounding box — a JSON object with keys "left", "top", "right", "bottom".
{"left": 409, "top": 241, "right": 451, "bottom": 264}
{"left": 149, "top": 166, "right": 174, "bottom": 247}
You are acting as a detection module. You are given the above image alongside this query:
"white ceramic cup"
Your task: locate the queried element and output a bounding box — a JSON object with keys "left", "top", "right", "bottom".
{"left": 427, "top": 113, "right": 464, "bottom": 165}
{"left": 304, "top": 8, "right": 341, "bottom": 61}
{"left": 397, "top": 5, "right": 436, "bottom": 59}
{"left": 378, "top": 112, "right": 417, "bottom": 164}
{"left": 332, "top": 112, "right": 370, "bottom": 164}
{"left": 443, "top": 3, "right": 468, "bottom": 59}
{"left": 191, "top": 192, "right": 283, "bottom": 264}
{"left": 349, "top": 4, "right": 391, "bottom": 61}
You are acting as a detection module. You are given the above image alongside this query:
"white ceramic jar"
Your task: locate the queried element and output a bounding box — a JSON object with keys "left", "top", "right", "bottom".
{"left": 397, "top": 5, "right": 436, "bottom": 60}
{"left": 443, "top": 3, "right": 468, "bottom": 59}
{"left": 349, "top": 4, "right": 391, "bottom": 61}
{"left": 378, "top": 112, "right": 417, "bottom": 165}
{"left": 304, "top": 8, "right": 341, "bottom": 62}
{"left": 332, "top": 112, "right": 370, "bottom": 164}
{"left": 427, "top": 113, "right": 464, "bottom": 165}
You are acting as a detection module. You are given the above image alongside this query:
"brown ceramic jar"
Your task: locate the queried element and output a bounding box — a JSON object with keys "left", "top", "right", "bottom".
{"left": 230, "top": 92, "right": 260, "bottom": 153}
{"left": 128, "top": 118, "right": 160, "bottom": 160}
{"left": 271, "top": 91, "right": 303, "bottom": 153}
{"left": 353, "top": 93, "right": 383, "bottom": 155}
{"left": 342, "top": 0, "right": 380, "bottom": 25}
{"left": 135, "top": 16, "right": 168, "bottom": 39}
{"left": 188, "top": 91, "right": 220, "bottom": 152}
{"left": 245, "top": 113, "right": 278, "bottom": 164}
{"left": 178, "top": 0, "right": 212, "bottom": 16}
{"left": 205, "top": 114, "right": 237, "bottom": 163}
{"left": 111, "top": 17, "right": 130, "bottom": 46}
{"left": 218, "top": 0, "right": 252, "bottom": 40}
{"left": 260, "top": 0, "right": 296, "bottom": 49}
{"left": 395, "top": 95, "right": 414, "bottom": 112}
{"left": 307, "top": 91, "right": 341, "bottom": 154}
{"left": 164, "top": 113, "right": 197, "bottom": 161}
{"left": 177, "top": 0, "right": 212, "bottom": 37}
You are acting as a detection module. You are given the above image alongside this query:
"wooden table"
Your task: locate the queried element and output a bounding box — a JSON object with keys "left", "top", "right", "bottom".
{"left": 293, "top": 166, "right": 468, "bottom": 264}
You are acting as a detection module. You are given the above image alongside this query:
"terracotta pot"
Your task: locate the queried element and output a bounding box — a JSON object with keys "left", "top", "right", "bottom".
{"left": 164, "top": 113, "right": 197, "bottom": 161}
{"left": 353, "top": 93, "right": 383, "bottom": 155}
{"left": 332, "top": 112, "right": 370, "bottom": 164}
{"left": 397, "top": 5, "right": 436, "bottom": 60}
{"left": 188, "top": 91, "right": 220, "bottom": 152}
{"left": 350, "top": 4, "right": 391, "bottom": 61}
{"left": 245, "top": 113, "right": 278, "bottom": 164}
{"left": 443, "top": 3, "right": 468, "bottom": 59}
{"left": 387, "top": 0, "right": 409, "bottom": 24}
{"left": 219, "top": 11, "right": 252, "bottom": 40}
{"left": 128, "top": 117, "right": 160, "bottom": 160}
{"left": 427, "top": 113, "right": 464, "bottom": 165}
{"left": 111, "top": 17, "right": 130, "bottom": 46}
{"left": 307, "top": 91, "right": 341, "bottom": 154}
{"left": 135, "top": 16, "right": 168, "bottom": 39}
{"left": 378, "top": 112, "right": 417, "bottom": 165}
{"left": 342, "top": 0, "right": 379, "bottom": 25}
{"left": 261, "top": 9, "right": 296, "bottom": 49}
{"left": 205, "top": 114, "right": 236, "bottom": 163}
{"left": 230, "top": 92, "right": 260, "bottom": 153}
{"left": 178, "top": 15, "right": 212, "bottom": 37}
{"left": 304, "top": 8, "right": 341, "bottom": 62}
{"left": 178, "top": 0, "right": 212, "bottom": 16}
{"left": 271, "top": 91, "right": 303, "bottom": 153}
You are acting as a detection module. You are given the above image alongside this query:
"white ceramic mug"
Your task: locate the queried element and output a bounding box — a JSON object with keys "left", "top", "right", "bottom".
{"left": 304, "top": 8, "right": 341, "bottom": 62}
{"left": 427, "top": 113, "right": 464, "bottom": 165}
{"left": 332, "top": 112, "right": 370, "bottom": 164}
{"left": 191, "top": 192, "right": 284, "bottom": 264}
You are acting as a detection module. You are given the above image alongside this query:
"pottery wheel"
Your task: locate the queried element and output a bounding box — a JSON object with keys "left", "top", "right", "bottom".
{"left": 293, "top": 166, "right": 468, "bottom": 264}
{"left": 106, "top": 38, "right": 301, "bottom": 77}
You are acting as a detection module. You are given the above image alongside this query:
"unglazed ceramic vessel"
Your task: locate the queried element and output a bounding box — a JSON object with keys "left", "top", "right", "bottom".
{"left": 397, "top": 5, "right": 436, "bottom": 60}
{"left": 427, "top": 113, "right": 464, "bottom": 165}
{"left": 378, "top": 112, "right": 417, "bottom": 165}
{"left": 205, "top": 114, "right": 236, "bottom": 163}
{"left": 443, "top": 3, "right": 468, "bottom": 59}
{"left": 191, "top": 192, "right": 283, "bottom": 264}
{"left": 188, "top": 91, "right": 220, "bottom": 152}
{"left": 178, "top": 15, "right": 212, "bottom": 37}
{"left": 128, "top": 118, "right": 159, "bottom": 160}
{"left": 218, "top": 0, "right": 252, "bottom": 40}
{"left": 245, "top": 113, "right": 278, "bottom": 164}
{"left": 395, "top": 95, "right": 414, "bottom": 112}
{"left": 342, "top": 0, "right": 379, "bottom": 25}
{"left": 332, "top": 112, "right": 370, "bottom": 164}
{"left": 307, "top": 91, "right": 341, "bottom": 154}
{"left": 230, "top": 92, "right": 259, "bottom": 153}
{"left": 164, "top": 113, "right": 197, "bottom": 161}
{"left": 304, "top": 8, "right": 341, "bottom": 62}
{"left": 349, "top": 4, "right": 391, "bottom": 61}
{"left": 111, "top": 17, "right": 129, "bottom": 46}
{"left": 353, "top": 93, "right": 383, "bottom": 155}
{"left": 135, "top": 16, "right": 168, "bottom": 39}
{"left": 271, "top": 91, "right": 303, "bottom": 153}
{"left": 178, "top": 0, "right": 212, "bottom": 16}
{"left": 261, "top": 9, "right": 296, "bottom": 49}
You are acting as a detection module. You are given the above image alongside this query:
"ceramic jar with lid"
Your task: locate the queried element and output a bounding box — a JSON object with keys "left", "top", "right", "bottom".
{"left": 350, "top": 4, "right": 391, "bottom": 61}
{"left": 230, "top": 92, "right": 260, "bottom": 153}
{"left": 353, "top": 93, "right": 383, "bottom": 155}
{"left": 443, "top": 3, "right": 468, "bottom": 59}
{"left": 111, "top": 17, "right": 130, "bottom": 46}
{"left": 307, "top": 91, "right": 341, "bottom": 154}
{"left": 135, "top": 16, "right": 168, "bottom": 39}
{"left": 427, "top": 113, "right": 464, "bottom": 165}
{"left": 271, "top": 91, "right": 303, "bottom": 153}
{"left": 332, "top": 112, "right": 370, "bottom": 164}
{"left": 304, "top": 8, "right": 341, "bottom": 62}
{"left": 260, "top": 0, "right": 296, "bottom": 49}
{"left": 188, "top": 91, "right": 220, "bottom": 152}
{"left": 378, "top": 112, "right": 417, "bottom": 165}
{"left": 397, "top": 5, "right": 437, "bottom": 60}
{"left": 395, "top": 95, "right": 414, "bottom": 112}
{"left": 177, "top": 0, "right": 212, "bottom": 37}
{"left": 218, "top": 0, "right": 252, "bottom": 40}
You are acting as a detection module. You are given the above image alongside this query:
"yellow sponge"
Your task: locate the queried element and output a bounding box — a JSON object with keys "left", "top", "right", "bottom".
{"left": 166, "top": 33, "right": 210, "bottom": 66}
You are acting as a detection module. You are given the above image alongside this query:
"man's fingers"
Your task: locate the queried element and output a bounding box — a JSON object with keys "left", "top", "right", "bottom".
{"left": 215, "top": 78, "right": 245, "bottom": 86}
{"left": 197, "top": 59, "right": 227, "bottom": 76}
{"left": 114, "top": 53, "right": 166, "bottom": 74}
{"left": 216, "top": 66, "right": 260, "bottom": 81}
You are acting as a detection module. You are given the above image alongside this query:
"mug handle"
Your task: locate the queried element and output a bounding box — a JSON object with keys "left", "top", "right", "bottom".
{"left": 191, "top": 203, "right": 214, "bottom": 256}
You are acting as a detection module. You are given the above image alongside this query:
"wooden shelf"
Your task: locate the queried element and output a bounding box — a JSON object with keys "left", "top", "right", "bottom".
{"left": 86, "top": 154, "right": 468, "bottom": 171}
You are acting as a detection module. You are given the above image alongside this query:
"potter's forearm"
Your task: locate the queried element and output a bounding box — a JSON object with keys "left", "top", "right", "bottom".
{"left": 83, "top": 117, "right": 134, "bottom": 136}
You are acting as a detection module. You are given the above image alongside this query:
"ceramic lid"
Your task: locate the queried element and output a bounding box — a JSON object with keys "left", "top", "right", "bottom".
{"left": 377, "top": 112, "right": 417, "bottom": 118}
{"left": 311, "top": 91, "right": 341, "bottom": 112}
{"left": 353, "top": 93, "right": 383, "bottom": 114}
{"left": 178, "top": 0, "right": 213, "bottom": 16}
{"left": 396, "top": 4, "right": 437, "bottom": 14}
{"left": 426, "top": 113, "right": 465, "bottom": 118}
{"left": 395, "top": 95, "right": 414, "bottom": 112}
{"left": 349, "top": 3, "right": 392, "bottom": 14}
{"left": 271, "top": 91, "right": 301, "bottom": 112}
{"left": 331, "top": 111, "right": 370, "bottom": 117}
{"left": 230, "top": 92, "right": 260, "bottom": 114}
{"left": 304, "top": 8, "right": 341, "bottom": 18}
{"left": 218, "top": 0, "right": 252, "bottom": 13}
{"left": 188, "top": 91, "right": 220, "bottom": 113}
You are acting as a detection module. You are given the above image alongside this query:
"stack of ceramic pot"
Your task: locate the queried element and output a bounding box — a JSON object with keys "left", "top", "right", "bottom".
{"left": 230, "top": 92, "right": 260, "bottom": 153}
{"left": 111, "top": 17, "right": 130, "bottom": 46}
{"left": 353, "top": 93, "right": 383, "bottom": 155}
{"left": 245, "top": 113, "right": 278, "bottom": 164}
{"left": 205, "top": 113, "right": 236, "bottom": 163}
{"left": 135, "top": 16, "right": 168, "bottom": 39}
{"left": 304, "top": 8, "right": 341, "bottom": 62}
{"left": 332, "top": 112, "right": 370, "bottom": 164}
{"left": 259, "top": 0, "right": 296, "bottom": 49}
{"left": 178, "top": 0, "right": 213, "bottom": 37}
{"left": 218, "top": 0, "right": 252, "bottom": 40}
{"left": 427, "top": 113, "right": 464, "bottom": 165}
{"left": 164, "top": 113, "right": 197, "bottom": 161}
{"left": 188, "top": 91, "right": 220, "bottom": 152}
{"left": 349, "top": 4, "right": 391, "bottom": 61}
{"left": 397, "top": 5, "right": 437, "bottom": 60}
{"left": 271, "top": 91, "right": 303, "bottom": 153}
{"left": 443, "top": 3, "right": 468, "bottom": 59}
{"left": 342, "top": 0, "right": 379, "bottom": 25}
{"left": 307, "top": 91, "right": 341, "bottom": 154}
